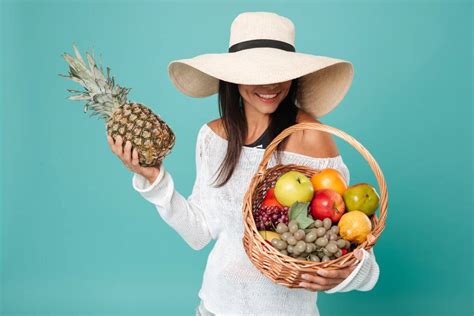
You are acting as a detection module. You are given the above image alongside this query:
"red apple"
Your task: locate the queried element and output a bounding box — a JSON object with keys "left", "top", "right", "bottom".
{"left": 310, "top": 189, "right": 346, "bottom": 223}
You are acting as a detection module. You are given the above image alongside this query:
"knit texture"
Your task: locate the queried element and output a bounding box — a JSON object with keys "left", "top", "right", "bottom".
{"left": 133, "top": 123, "right": 380, "bottom": 315}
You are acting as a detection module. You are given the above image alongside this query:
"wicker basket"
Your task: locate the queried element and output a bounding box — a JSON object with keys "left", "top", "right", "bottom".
{"left": 242, "top": 122, "right": 388, "bottom": 288}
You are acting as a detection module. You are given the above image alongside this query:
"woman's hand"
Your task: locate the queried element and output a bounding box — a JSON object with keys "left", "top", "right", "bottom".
{"left": 299, "top": 249, "right": 364, "bottom": 292}
{"left": 107, "top": 134, "right": 160, "bottom": 184}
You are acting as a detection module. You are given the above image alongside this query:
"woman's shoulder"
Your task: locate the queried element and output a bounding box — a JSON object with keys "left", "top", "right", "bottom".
{"left": 282, "top": 110, "right": 340, "bottom": 158}
{"left": 206, "top": 118, "right": 227, "bottom": 139}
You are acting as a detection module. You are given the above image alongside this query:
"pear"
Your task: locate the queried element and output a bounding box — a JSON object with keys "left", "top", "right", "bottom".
{"left": 342, "top": 183, "right": 380, "bottom": 216}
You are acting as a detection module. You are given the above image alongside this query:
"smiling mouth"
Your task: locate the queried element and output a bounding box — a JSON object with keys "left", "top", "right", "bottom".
{"left": 255, "top": 92, "right": 280, "bottom": 100}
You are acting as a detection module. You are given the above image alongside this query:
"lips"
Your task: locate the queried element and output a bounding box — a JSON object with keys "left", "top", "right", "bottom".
{"left": 255, "top": 92, "right": 280, "bottom": 102}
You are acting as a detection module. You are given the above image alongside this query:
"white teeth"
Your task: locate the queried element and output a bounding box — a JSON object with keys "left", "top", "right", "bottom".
{"left": 257, "top": 93, "right": 278, "bottom": 99}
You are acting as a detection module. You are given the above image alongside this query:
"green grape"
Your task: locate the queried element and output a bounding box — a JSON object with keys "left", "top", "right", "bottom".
{"left": 316, "top": 237, "right": 329, "bottom": 247}
{"left": 329, "top": 234, "right": 338, "bottom": 241}
{"left": 287, "top": 245, "right": 294, "bottom": 254}
{"left": 281, "top": 232, "right": 292, "bottom": 241}
{"left": 326, "top": 243, "right": 338, "bottom": 254}
{"left": 296, "top": 256, "right": 307, "bottom": 261}
{"left": 316, "top": 227, "right": 326, "bottom": 237}
{"left": 288, "top": 220, "right": 298, "bottom": 226}
{"left": 294, "top": 229, "right": 306, "bottom": 241}
{"left": 280, "top": 249, "right": 288, "bottom": 256}
{"left": 334, "top": 249, "right": 342, "bottom": 258}
{"left": 323, "top": 218, "right": 332, "bottom": 230}
{"left": 314, "top": 219, "right": 323, "bottom": 228}
{"left": 322, "top": 255, "right": 331, "bottom": 262}
{"left": 287, "top": 236, "right": 297, "bottom": 245}
{"left": 306, "top": 243, "right": 315, "bottom": 253}
{"left": 276, "top": 240, "right": 288, "bottom": 250}
{"left": 276, "top": 223, "right": 289, "bottom": 234}
{"left": 322, "top": 248, "right": 331, "bottom": 257}
{"left": 310, "top": 254, "right": 321, "bottom": 262}
{"left": 295, "top": 241, "right": 307, "bottom": 253}
{"left": 336, "top": 239, "right": 346, "bottom": 248}
{"left": 345, "top": 240, "right": 351, "bottom": 249}
{"left": 271, "top": 238, "right": 280, "bottom": 248}
{"left": 305, "top": 232, "right": 317, "bottom": 243}
{"left": 289, "top": 222, "right": 299, "bottom": 233}
{"left": 330, "top": 226, "right": 339, "bottom": 234}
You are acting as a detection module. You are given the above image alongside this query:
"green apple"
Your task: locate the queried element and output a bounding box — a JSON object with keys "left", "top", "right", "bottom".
{"left": 342, "top": 183, "right": 380, "bottom": 216}
{"left": 274, "top": 171, "right": 314, "bottom": 207}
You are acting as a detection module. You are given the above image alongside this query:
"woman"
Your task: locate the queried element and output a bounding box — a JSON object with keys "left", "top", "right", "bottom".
{"left": 108, "top": 12, "right": 379, "bottom": 316}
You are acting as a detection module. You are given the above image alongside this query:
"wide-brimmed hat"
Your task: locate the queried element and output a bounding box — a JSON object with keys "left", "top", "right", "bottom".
{"left": 168, "top": 12, "right": 354, "bottom": 118}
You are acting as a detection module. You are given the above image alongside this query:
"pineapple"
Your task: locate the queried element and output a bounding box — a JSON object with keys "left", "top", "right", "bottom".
{"left": 60, "top": 44, "right": 175, "bottom": 167}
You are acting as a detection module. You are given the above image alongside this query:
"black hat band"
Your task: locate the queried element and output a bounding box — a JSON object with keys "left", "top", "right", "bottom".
{"left": 228, "top": 39, "right": 295, "bottom": 53}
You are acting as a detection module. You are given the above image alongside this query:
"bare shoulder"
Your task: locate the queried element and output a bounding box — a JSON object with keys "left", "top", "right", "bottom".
{"left": 207, "top": 118, "right": 227, "bottom": 139}
{"left": 281, "top": 110, "right": 340, "bottom": 158}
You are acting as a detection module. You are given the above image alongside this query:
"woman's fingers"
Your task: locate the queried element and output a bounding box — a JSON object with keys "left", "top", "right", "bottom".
{"left": 123, "top": 140, "right": 132, "bottom": 164}
{"left": 299, "top": 265, "right": 357, "bottom": 292}
{"left": 315, "top": 266, "right": 356, "bottom": 279}
{"left": 299, "top": 281, "right": 334, "bottom": 292}
{"left": 300, "top": 274, "right": 344, "bottom": 287}
{"left": 115, "top": 136, "right": 124, "bottom": 156}
{"left": 132, "top": 148, "right": 139, "bottom": 166}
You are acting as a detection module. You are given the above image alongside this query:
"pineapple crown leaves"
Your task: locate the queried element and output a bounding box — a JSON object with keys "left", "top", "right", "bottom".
{"left": 59, "top": 43, "right": 131, "bottom": 120}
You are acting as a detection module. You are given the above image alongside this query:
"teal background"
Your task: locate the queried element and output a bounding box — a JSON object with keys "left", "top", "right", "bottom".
{"left": 1, "top": 0, "right": 472, "bottom": 315}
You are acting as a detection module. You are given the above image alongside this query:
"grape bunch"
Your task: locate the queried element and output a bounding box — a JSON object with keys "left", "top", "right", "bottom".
{"left": 269, "top": 218, "right": 353, "bottom": 262}
{"left": 253, "top": 205, "right": 289, "bottom": 231}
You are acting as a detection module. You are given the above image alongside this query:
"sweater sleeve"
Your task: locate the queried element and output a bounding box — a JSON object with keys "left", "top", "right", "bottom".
{"left": 131, "top": 128, "right": 213, "bottom": 250}
{"left": 324, "top": 247, "right": 380, "bottom": 293}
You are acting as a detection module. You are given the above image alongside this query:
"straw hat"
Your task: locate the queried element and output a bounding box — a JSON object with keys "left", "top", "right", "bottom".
{"left": 168, "top": 12, "right": 354, "bottom": 118}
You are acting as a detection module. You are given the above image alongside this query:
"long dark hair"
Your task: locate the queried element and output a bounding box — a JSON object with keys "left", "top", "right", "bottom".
{"left": 212, "top": 78, "right": 299, "bottom": 187}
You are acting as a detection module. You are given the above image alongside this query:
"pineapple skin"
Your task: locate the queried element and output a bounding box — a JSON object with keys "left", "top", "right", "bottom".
{"left": 106, "top": 103, "right": 175, "bottom": 167}
{"left": 61, "top": 44, "right": 176, "bottom": 168}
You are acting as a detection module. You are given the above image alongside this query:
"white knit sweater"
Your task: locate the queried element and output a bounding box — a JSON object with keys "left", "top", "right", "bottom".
{"left": 133, "top": 123, "right": 380, "bottom": 316}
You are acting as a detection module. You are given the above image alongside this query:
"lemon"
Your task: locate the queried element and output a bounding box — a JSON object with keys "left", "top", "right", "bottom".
{"left": 338, "top": 211, "right": 372, "bottom": 244}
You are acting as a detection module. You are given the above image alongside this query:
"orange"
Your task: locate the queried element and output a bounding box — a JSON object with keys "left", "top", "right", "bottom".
{"left": 338, "top": 211, "right": 372, "bottom": 244}
{"left": 310, "top": 168, "right": 348, "bottom": 195}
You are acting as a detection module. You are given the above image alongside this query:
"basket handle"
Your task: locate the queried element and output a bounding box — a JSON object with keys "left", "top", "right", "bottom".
{"left": 257, "top": 122, "right": 388, "bottom": 246}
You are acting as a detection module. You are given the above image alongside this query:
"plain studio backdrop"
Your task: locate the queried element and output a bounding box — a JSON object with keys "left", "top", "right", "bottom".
{"left": 0, "top": 0, "right": 472, "bottom": 315}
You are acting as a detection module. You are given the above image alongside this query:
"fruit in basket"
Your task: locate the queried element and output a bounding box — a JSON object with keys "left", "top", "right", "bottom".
{"left": 261, "top": 188, "right": 284, "bottom": 208}
{"left": 274, "top": 171, "right": 314, "bottom": 207}
{"left": 259, "top": 230, "right": 281, "bottom": 242}
{"left": 310, "top": 168, "right": 348, "bottom": 195}
{"left": 338, "top": 211, "right": 372, "bottom": 244}
{"left": 253, "top": 205, "right": 289, "bottom": 230}
{"left": 288, "top": 202, "right": 314, "bottom": 229}
{"left": 310, "top": 189, "right": 345, "bottom": 223}
{"left": 343, "top": 183, "right": 380, "bottom": 216}
{"left": 60, "top": 44, "right": 175, "bottom": 167}
{"left": 272, "top": 219, "right": 352, "bottom": 262}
